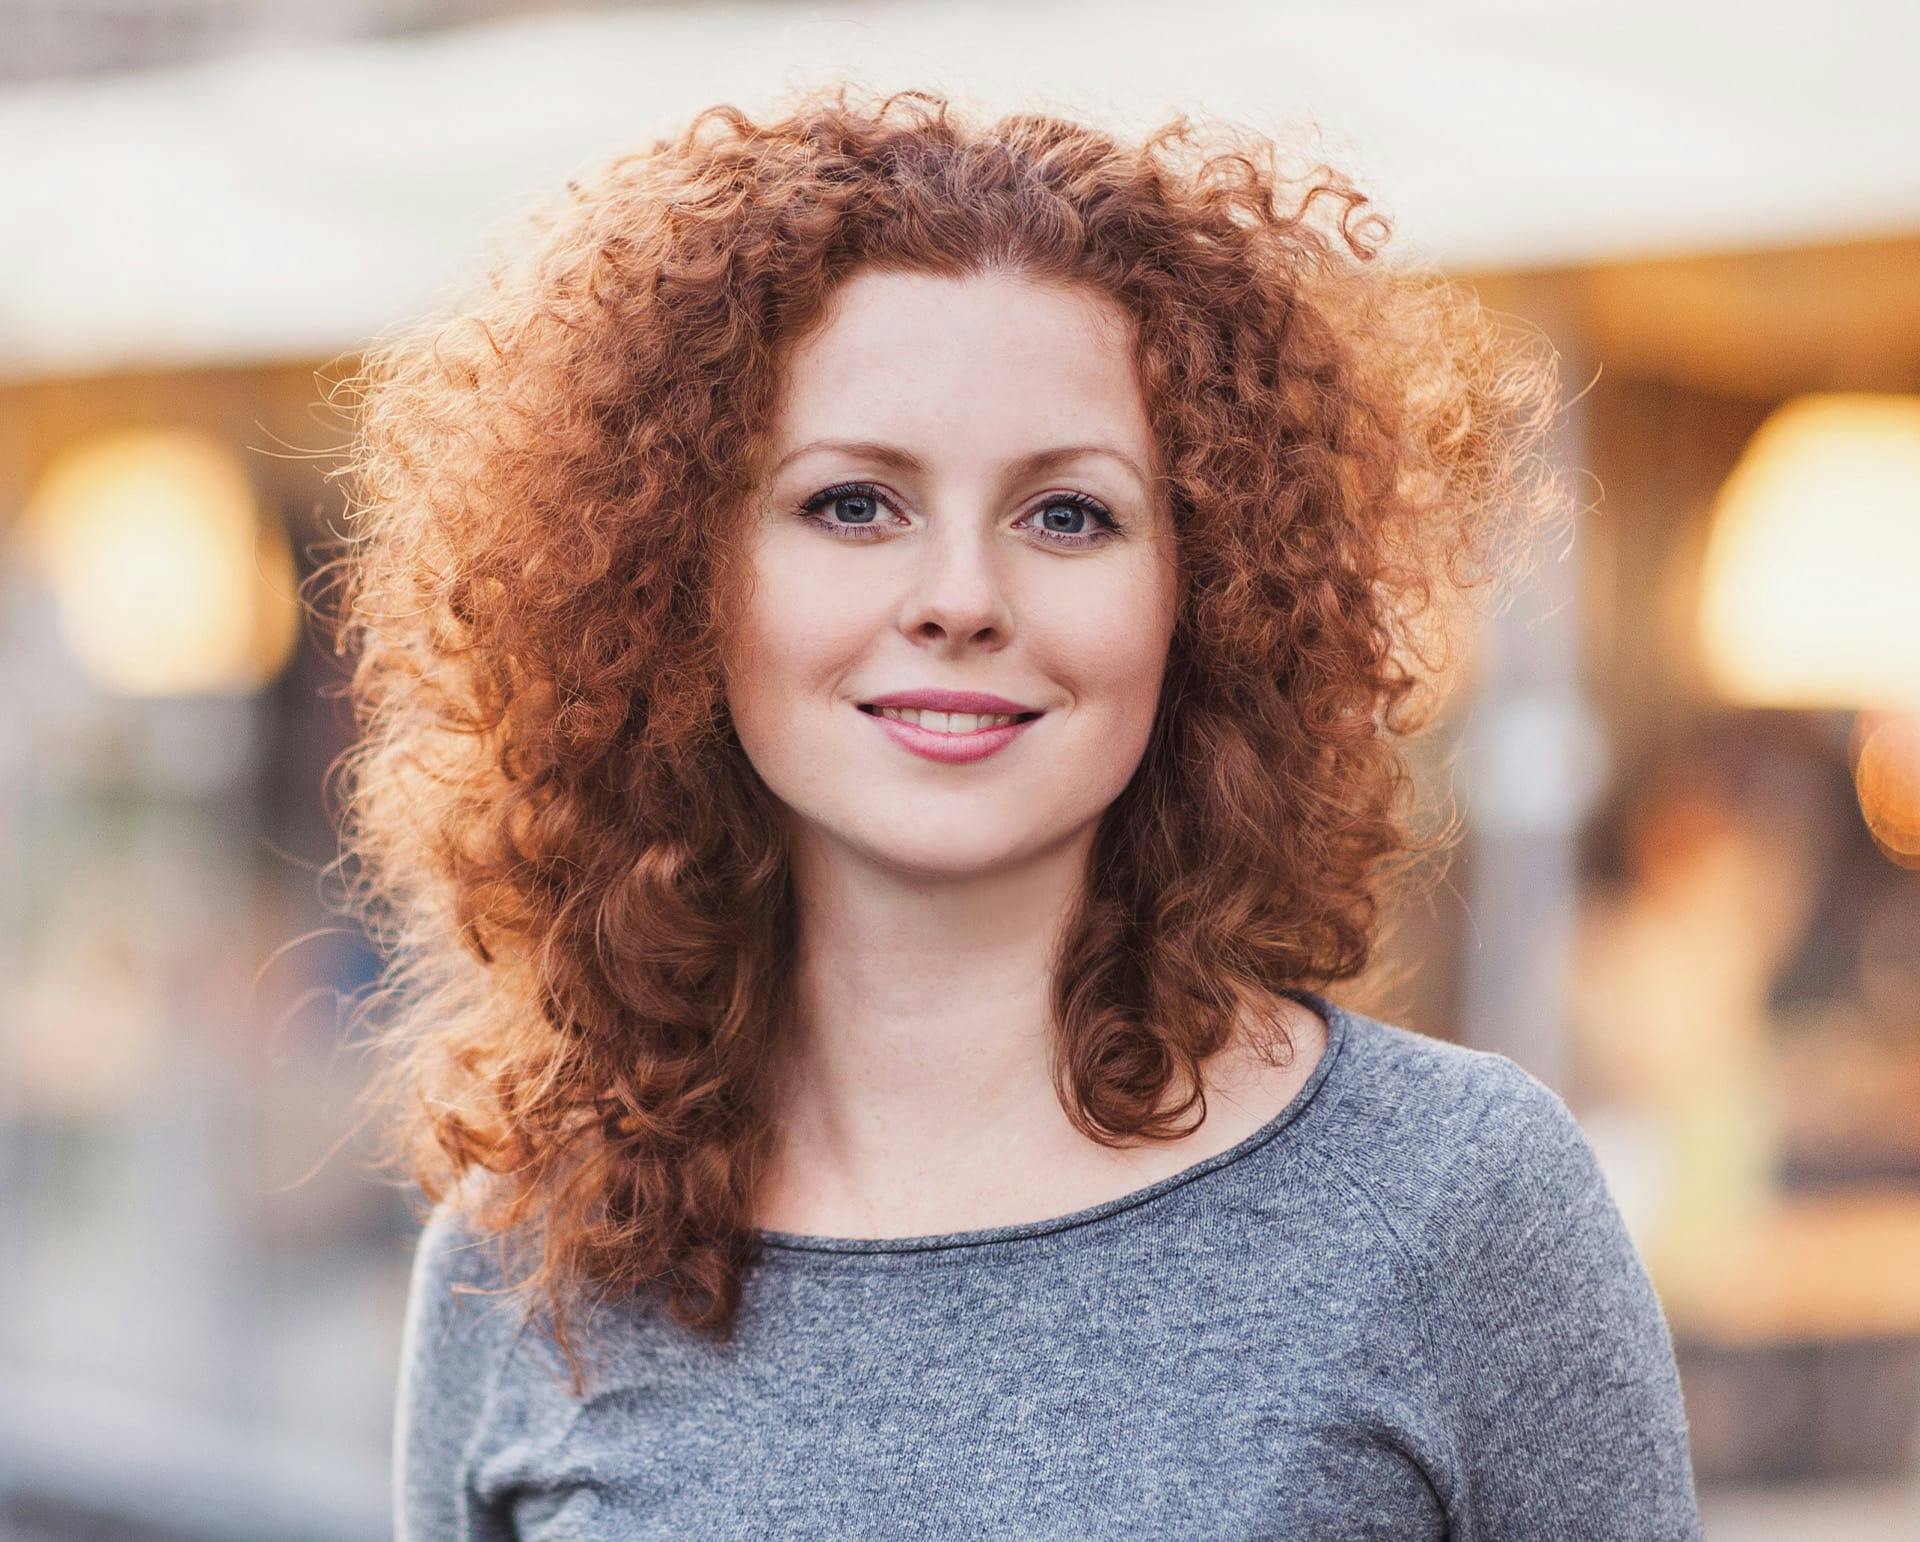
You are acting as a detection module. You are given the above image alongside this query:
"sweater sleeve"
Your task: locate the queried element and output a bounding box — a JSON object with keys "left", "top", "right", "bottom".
{"left": 1426, "top": 1058, "right": 1703, "bottom": 1541}
{"left": 392, "top": 1197, "right": 529, "bottom": 1542}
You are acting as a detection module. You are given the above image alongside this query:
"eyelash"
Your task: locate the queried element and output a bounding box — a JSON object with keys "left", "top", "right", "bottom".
{"left": 794, "top": 481, "right": 1124, "bottom": 549}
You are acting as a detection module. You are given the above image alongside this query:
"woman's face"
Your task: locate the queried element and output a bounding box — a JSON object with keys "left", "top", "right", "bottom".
{"left": 724, "top": 267, "right": 1180, "bottom": 879}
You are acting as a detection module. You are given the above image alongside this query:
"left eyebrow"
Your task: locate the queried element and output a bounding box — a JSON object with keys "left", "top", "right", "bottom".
{"left": 768, "top": 439, "right": 1152, "bottom": 493}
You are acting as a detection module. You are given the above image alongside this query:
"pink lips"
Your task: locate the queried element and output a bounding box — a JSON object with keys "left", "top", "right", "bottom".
{"left": 861, "top": 687, "right": 1040, "bottom": 716}
{"left": 857, "top": 696, "right": 1044, "bottom": 764}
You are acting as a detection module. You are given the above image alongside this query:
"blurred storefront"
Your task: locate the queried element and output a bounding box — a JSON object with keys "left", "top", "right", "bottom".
{"left": 0, "top": 365, "right": 395, "bottom": 1541}
{"left": 1476, "top": 239, "right": 1920, "bottom": 1503}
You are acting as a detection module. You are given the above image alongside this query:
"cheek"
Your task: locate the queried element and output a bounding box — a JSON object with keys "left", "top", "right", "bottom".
{"left": 1041, "top": 562, "right": 1177, "bottom": 703}
{"left": 726, "top": 549, "right": 864, "bottom": 715}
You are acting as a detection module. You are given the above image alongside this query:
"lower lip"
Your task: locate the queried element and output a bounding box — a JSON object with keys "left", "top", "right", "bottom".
{"left": 860, "top": 708, "right": 1041, "bottom": 764}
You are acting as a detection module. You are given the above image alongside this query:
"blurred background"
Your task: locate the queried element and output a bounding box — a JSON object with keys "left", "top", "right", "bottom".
{"left": 2, "top": 2, "right": 1917, "bottom": 1537}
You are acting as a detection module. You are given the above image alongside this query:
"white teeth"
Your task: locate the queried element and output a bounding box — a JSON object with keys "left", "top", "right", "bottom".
{"left": 876, "top": 706, "right": 1021, "bottom": 733}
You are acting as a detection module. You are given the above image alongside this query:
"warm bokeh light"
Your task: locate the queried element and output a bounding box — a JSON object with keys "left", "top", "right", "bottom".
{"left": 1852, "top": 709, "right": 1920, "bottom": 868}
{"left": 13, "top": 428, "right": 300, "bottom": 696}
{"left": 1697, "top": 393, "right": 1920, "bottom": 713}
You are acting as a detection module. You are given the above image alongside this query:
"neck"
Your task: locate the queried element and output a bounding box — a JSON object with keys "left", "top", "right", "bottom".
{"left": 753, "top": 821, "right": 1327, "bottom": 1238}
{"left": 760, "top": 821, "right": 1095, "bottom": 1215}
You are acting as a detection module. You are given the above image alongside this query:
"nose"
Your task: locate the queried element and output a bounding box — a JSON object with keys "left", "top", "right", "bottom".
{"left": 895, "top": 512, "right": 1013, "bottom": 651}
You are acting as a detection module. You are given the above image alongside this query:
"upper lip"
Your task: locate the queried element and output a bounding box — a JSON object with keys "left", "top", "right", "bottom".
{"left": 861, "top": 688, "right": 1042, "bottom": 716}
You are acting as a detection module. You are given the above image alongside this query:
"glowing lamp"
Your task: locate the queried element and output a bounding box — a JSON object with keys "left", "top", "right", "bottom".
{"left": 14, "top": 429, "right": 299, "bottom": 696}
{"left": 1697, "top": 394, "right": 1920, "bottom": 714}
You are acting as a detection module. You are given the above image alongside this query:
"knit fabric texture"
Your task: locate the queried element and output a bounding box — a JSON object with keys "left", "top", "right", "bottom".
{"left": 393, "top": 989, "right": 1704, "bottom": 1539}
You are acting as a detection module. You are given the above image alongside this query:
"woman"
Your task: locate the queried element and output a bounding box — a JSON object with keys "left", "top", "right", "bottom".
{"left": 332, "top": 83, "right": 1702, "bottom": 1538}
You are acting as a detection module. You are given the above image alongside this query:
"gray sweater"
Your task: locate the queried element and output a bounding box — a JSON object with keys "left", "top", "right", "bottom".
{"left": 393, "top": 990, "right": 1703, "bottom": 1539}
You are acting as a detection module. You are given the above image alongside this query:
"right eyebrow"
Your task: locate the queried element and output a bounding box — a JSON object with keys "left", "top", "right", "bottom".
{"left": 770, "top": 439, "right": 924, "bottom": 477}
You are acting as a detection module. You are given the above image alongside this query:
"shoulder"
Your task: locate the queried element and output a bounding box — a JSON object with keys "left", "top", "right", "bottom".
{"left": 1303, "top": 1006, "right": 1612, "bottom": 1265}
{"left": 397, "top": 1184, "right": 536, "bottom": 1411}
{"left": 408, "top": 1195, "right": 504, "bottom": 1302}
{"left": 1313, "top": 1006, "right": 1576, "bottom": 1153}
{"left": 393, "top": 1184, "right": 543, "bottom": 1536}
{"left": 1309, "top": 1013, "right": 1702, "bottom": 1536}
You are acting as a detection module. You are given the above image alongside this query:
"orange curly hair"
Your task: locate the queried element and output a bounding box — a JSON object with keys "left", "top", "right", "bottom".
{"left": 319, "top": 82, "right": 1567, "bottom": 1393}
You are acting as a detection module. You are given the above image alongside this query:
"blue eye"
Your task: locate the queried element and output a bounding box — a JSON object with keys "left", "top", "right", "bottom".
{"left": 794, "top": 482, "right": 1122, "bottom": 548}
{"left": 1027, "top": 494, "right": 1120, "bottom": 545}
{"left": 801, "top": 483, "right": 886, "bottom": 529}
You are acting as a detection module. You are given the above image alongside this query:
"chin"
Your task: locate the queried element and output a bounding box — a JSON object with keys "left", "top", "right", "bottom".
{"left": 838, "top": 819, "right": 1033, "bottom": 877}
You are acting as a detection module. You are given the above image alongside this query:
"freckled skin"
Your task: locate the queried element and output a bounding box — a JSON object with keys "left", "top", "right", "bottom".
{"left": 725, "top": 268, "right": 1180, "bottom": 883}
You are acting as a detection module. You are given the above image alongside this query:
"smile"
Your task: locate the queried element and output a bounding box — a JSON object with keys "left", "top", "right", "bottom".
{"left": 856, "top": 703, "right": 1043, "bottom": 763}
{"left": 865, "top": 705, "right": 1038, "bottom": 733}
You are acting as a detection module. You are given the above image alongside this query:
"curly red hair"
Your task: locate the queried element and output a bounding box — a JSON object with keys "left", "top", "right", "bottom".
{"left": 319, "top": 82, "right": 1566, "bottom": 1393}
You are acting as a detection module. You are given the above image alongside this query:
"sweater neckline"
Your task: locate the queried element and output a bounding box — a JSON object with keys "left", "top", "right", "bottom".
{"left": 751, "top": 987, "right": 1351, "bottom": 1260}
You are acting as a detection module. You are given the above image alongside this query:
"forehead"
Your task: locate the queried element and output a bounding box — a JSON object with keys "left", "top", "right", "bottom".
{"left": 769, "top": 268, "right": 1153, "bottom": 466}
